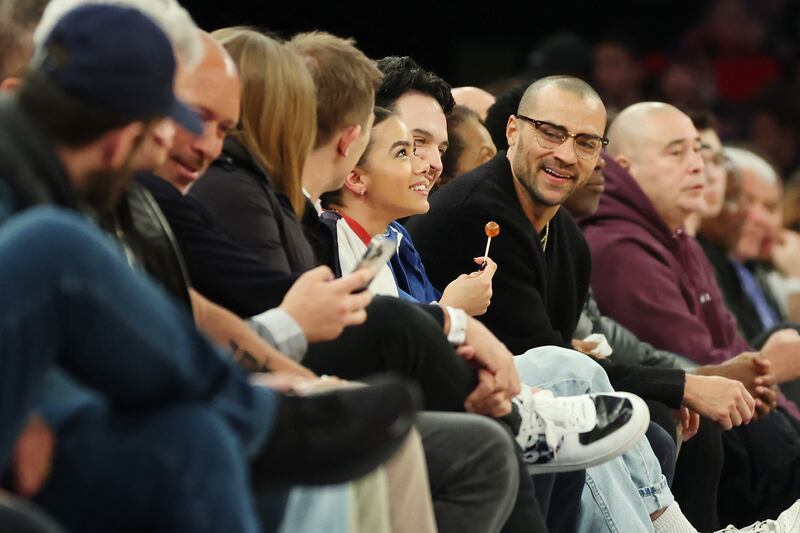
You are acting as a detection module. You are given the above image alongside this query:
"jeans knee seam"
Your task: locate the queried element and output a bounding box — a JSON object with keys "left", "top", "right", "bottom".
{"left": 585, "top": 472, "right": 620, "bottom": 533}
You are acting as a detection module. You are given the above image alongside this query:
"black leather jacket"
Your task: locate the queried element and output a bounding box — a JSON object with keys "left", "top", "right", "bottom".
{"left": 101, "top": 181, "right": 192, "bottom": 309}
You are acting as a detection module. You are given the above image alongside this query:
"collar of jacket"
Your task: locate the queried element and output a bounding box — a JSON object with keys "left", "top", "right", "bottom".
{"left": 0, "top": 96, "right": 85, "bottom": 213}
{"left": 213, "top": 136, "right": 277, "bottom": 189}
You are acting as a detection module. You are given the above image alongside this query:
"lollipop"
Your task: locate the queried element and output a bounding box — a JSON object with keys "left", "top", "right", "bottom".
{"left": 480, "top": 221, "right": 500, "bottom": 270}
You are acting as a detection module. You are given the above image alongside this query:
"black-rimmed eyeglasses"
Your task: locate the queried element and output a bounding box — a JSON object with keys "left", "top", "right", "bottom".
{"left": 516, "top": 114, "right": 608, "bottom": 160}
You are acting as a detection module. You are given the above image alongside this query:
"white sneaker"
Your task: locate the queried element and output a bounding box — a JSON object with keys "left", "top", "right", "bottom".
{"left": 513, "top": 388, "right": 650, "bottom": 474}
{"left": 719, "top": 500, "right": 800, "bottom": 532}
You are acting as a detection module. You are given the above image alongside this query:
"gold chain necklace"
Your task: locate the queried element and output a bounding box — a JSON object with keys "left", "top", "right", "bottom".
{"left": 539, "top": 221, "right": 550, "bottom": 252}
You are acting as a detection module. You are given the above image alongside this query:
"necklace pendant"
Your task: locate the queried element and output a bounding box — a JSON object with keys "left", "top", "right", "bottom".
{"left": 539, "top": 221, "right": 550, "bottom": 252}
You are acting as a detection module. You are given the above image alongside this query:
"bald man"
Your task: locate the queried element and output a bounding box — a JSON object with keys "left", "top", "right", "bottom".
{"left": 583, "top": 101, "right": 800, "bottom": 527}
{"left": 151, "top": 33, "right": 240, "bottom": 192}
{"left": 452, "top": 86, "right": 496, "bottom": 121}
{"left": 583, "top": 102, "right": 800, "bottom": 384}
{"left": 410, "top": 75, "right": 610, "bottom": 353}
{"left": 411, "top": 75, "right": 727, "bottom": 533}
{"left": 410, "top": 76, "right": 800, "bottom": 532}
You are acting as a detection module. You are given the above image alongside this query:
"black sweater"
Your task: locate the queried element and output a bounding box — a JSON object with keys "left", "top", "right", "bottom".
{"left": 408, "top": 153, "right": 590, "bottom": 353}
{"left": 408, "top": 153, "right": 685, "bottom": 407}
{"left": 189, "top": 137, "right": 317, "bottom": 274}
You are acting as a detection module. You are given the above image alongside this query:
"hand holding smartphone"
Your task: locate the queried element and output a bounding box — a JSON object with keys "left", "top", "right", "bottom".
{"left": 350, "top": 235, "right": 396, "bottom": 293}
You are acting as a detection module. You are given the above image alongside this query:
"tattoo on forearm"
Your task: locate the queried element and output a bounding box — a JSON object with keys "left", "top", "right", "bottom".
{"left": 229, "top": 340, "right": 270, "bottom": 373}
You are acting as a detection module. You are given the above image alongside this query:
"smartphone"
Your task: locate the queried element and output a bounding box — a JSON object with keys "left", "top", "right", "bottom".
{"left": 350, "top": 234, "right": 396, "bottom": 292}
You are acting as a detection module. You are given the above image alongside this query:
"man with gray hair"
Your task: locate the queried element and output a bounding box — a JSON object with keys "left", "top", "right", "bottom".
{"left": 699, "top": 147, "right": 792, "bottom": 345}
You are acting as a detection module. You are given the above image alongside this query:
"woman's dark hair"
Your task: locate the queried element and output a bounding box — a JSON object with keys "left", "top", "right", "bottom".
{"left": 440, "top": 105, "right": 481, "bottom": 183}
{"left": 320, "top": 106, "right": 393, "bottom": 209}
{"left": 375, "top": 56, "right": 454, "bottom": 115}
{"left": 18, "top": 71, "right": 153, "bottom": 147}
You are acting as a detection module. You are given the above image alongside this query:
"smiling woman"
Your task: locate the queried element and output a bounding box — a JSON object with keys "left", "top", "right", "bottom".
{"left": 320, "top": 108, "right": 497, "bottom": 316}
{"left": 321, "top": 108, "right": 431, "bottom": 231}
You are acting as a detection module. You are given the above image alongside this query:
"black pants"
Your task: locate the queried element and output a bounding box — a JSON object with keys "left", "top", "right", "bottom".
{"left": 645, "top": 422, "right": 676, "bottom": 486}
{"left": 672, "top": 418, "right": 724, "bottom": 531}
{"left": 529, "top": 470, "right": 584, "bottom": 533}
{"left": 718, "top": 408, "right": 800, "bottom": 527}
{"left": 646, "top": 398, "right": 725, "bottom": 531}
{"left": 304, "top": 296, "right": 477, "bottom": 411}
{"left": 495, "top": 422, "right": 583, "bottom": 533}
{"left": 418, "top": 412, "right": 543, "bottom": 533}
{"left": 752, "top": 322, "right": 800, "bottom": 408}
{"left": 304, "top": 296, "right": 577, "bottom": 533}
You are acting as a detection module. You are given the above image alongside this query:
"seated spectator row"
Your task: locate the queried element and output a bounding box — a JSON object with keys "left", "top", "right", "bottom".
{"left": 2, "top": 1, "right": 800, "bottom": 532}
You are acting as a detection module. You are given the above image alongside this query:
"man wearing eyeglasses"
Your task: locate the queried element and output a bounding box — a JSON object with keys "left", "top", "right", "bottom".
{"left": 409, "top": 79, "right": 800, "bottom": 532}
{"left": 408, "top": 75, "right": 608, "bottom": 353}
{"left": 408, "top": 76, "right": 710, "bottom": 532}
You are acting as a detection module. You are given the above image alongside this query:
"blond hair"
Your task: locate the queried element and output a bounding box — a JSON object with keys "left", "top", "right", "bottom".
{"left": 288, "top": 31, "right": 382, "bottom": 148}
{"left": 214, "top": 27, "right": 316, "bottom": 217}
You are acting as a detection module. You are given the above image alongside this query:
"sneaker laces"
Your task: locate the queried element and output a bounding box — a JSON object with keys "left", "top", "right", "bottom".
{"left": 513, "top": 389, "right": 597, "bottom": 454}
{"left": 718, "top": 520, "right": 782, "bottom": 532}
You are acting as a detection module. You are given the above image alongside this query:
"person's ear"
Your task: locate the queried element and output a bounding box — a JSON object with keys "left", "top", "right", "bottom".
{"left": 337, "top": 124, "right": 363, "bottom": 157}
{"left": 0, "top": 77, "right": 22, "bottom": 93}
{"left": 343, "top": 166, "right": 369, "bottom": 196}
{"left": 614, "top": 154, "right": 632, "bottom": 171}
{"left": 506, "top": 115, "right": 520, "bottom": 150}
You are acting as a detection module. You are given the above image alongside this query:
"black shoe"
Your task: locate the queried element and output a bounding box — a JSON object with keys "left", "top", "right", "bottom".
{"left": 251, "top": 375, "right": 420, "bottom": 489}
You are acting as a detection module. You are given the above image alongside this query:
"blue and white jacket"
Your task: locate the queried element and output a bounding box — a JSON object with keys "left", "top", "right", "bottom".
{"left": 319, "top": 210, "right": 442, "bottom": 304}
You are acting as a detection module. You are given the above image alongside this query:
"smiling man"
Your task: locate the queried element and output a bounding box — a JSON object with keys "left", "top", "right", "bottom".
{"left": 408, "top": 75, "right": 608, "bottom": 352}
{"left": 407, "top": 76, "right": 701, "bottom": 533}
{"left": 375, "top": 56, "right": 453, "bottom": 189}
{"left": 154, "top": 37, "right": 240, "bottom": 192}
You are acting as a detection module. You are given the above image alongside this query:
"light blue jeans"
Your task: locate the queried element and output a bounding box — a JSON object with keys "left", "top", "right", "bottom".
{"left": 278, "top": 486, "right": 351, "bottom": 533}
{"left": 515, "top": 346, "right": 673, "bottom": 533}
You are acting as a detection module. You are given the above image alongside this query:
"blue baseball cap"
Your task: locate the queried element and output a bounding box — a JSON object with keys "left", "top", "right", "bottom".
{"left": 34, "top": 3, "right": 202, "bottom": 134}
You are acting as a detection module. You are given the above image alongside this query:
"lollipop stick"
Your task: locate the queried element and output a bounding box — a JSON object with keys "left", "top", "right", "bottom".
{"left": 481, "top": 222, "right": 499, "bottom": 271}
{"left": 480, "top": 237, "right": 492, "bottom": 270}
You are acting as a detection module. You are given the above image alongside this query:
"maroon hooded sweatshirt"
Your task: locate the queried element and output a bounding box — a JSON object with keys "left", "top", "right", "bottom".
{"left": 581, "top": 156, "right": 752, "bottom": 366}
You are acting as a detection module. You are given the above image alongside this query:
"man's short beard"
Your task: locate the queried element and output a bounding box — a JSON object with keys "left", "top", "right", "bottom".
{"left": 518, "top": 175, "right": 563, "bottom": 208}
{"left": 511, "top": 151, "right": 564, "bottom": 208}
{"left": 83, "top": 128, "right": 152, "bottom": 214}
{"left": 82, "top": 166, "right": 135, "bottom": 214}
